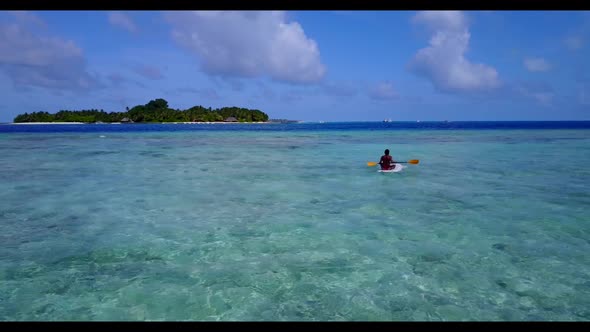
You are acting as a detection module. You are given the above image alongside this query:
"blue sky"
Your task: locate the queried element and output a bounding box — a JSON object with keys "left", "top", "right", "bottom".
{"left": 0, "top": 10, "right": 589, "bottom": 122}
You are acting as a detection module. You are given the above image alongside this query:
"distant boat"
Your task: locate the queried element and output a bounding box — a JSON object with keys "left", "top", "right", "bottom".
{"left": 383, "top": 118, "right": 392, "bottom": 122}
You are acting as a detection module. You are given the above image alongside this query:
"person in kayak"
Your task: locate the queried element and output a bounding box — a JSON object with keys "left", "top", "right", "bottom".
{"left": 379, "top": 149, "right": 395, "bottom": 170}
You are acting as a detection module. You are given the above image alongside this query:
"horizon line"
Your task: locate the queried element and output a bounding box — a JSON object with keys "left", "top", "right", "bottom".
{"left": 3, "top": 120, "right": 590, "bottom": 125}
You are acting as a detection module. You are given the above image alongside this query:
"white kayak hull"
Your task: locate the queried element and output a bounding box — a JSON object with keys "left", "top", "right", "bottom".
{"left": 377, "top": 164, "right": 404, "bottom": 173}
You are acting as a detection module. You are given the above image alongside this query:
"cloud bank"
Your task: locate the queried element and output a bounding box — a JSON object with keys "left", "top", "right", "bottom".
{"left": 164, "top": 11, "right": 326, "bottom": 84}
{"left": 409, "top": 11, "right": 500, "bottom": 94}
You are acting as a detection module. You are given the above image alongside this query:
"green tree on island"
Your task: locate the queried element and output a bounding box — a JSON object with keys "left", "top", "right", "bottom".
{"left": 13, "top": 98, "right": 270, "bottom": 123}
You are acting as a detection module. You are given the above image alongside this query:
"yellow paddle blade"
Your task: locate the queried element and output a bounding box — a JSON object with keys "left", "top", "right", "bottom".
{"left": 367, "top": 162, "right": 378, "bottom": 167}
{"left": 408, "top": 159, "right": 419, "bottom": 165}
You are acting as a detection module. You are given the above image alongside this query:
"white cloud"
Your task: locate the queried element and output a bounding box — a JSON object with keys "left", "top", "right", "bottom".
{"left": 369, "top": 81, "right": 398, "bottom": 100}
{"left": 164, "top": 11, "right": 326, "bottom": 84}
{"left": 8, "top": 11, "right": 47, "bottom": 29}
{"left": 409, "top": 11, "right": 500, "bottom": 93}
{"left": 412, "top": 10, "right": 468, "bottom": 32}
{"left": 516, "top": 82, "right": 554, "bottom": 106}
{"left": 0, "top": 13, "right": 98, "bottom": 91}
{"left": 108, "top": 12, "right": 138, "bottom": 34}
{"left": 524, "top": 57, "right": 551, "bottom": 72}
{"left": 530, "top": 92, "right": 553, "bottom": 106}
{"left": 564, "top": 35, "right": 584, "bottom": 51}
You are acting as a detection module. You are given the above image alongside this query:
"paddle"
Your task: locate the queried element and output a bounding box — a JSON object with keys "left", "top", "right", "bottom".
{"left": 367, "top": 159, "right": 419, "bottom": 167}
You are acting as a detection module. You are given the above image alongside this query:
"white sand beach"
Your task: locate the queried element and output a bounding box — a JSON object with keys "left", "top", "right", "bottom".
{"left": 11, "top": 122, "right": 86, "bottom": 125}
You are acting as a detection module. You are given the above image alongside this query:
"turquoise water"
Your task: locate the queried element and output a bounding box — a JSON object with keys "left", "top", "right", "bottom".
{"left": 1, "top": 128, "right": 589, "bottom": 320}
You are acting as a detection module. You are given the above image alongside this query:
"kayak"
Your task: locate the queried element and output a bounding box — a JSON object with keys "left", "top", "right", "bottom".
{"left": 378, "top": 164, "right": 404, "bottom": 173}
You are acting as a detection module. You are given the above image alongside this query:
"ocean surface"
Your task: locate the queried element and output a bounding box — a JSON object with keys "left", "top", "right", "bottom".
{"left": 0, "top": 122, "right": 589, "bottom": 321}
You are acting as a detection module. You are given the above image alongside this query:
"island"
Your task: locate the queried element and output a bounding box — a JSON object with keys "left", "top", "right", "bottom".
{"left": 13, "top": 98, "right": 270, "bottom": 124}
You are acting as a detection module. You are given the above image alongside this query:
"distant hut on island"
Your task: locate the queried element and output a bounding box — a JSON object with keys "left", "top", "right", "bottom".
{"left": 120, "top": 117, "right": 134, "bottom": 123}
{"left": 224, "top": 116, "right": 238, "bottom": 122}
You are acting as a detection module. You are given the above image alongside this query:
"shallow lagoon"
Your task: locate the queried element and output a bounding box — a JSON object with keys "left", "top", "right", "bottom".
{"left": 1, "top": 123, "right": 589, "bottom": 320}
